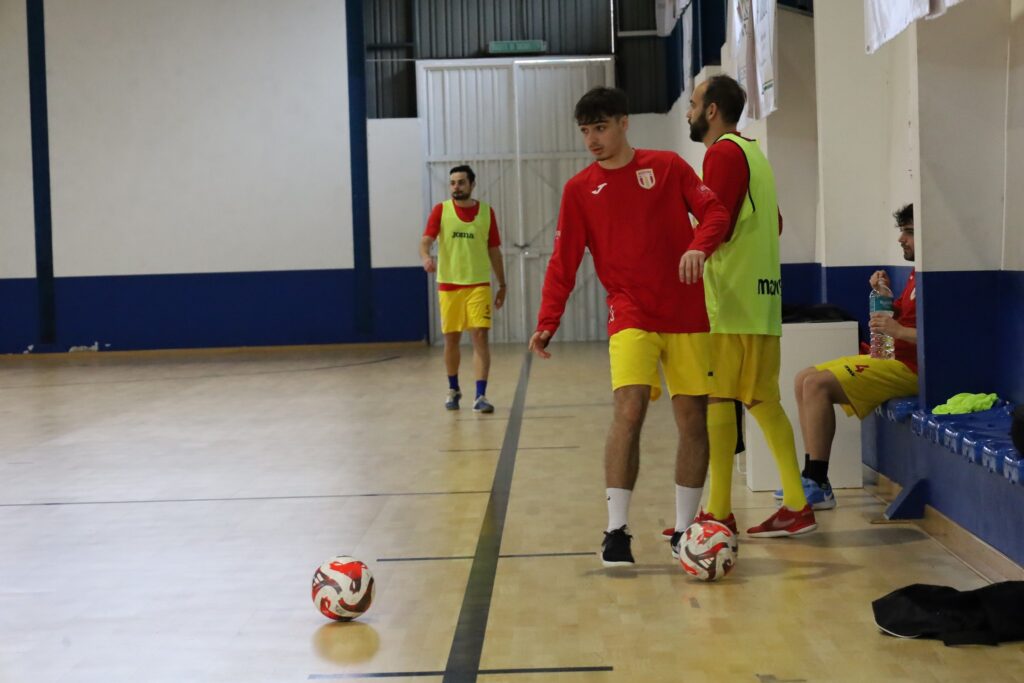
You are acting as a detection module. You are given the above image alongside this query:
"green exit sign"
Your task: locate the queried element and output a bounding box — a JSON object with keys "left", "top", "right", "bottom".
{"left": 488, "top": 39, "right": 547, "bottom": 55}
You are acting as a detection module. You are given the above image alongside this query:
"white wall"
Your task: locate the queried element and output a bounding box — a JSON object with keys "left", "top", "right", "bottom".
{"left": 367, "top": 118, "right": 426, "bottom": 268}
{"left": 631, "top": 12, "right": 818, "bottom": 266}
{"left": 628, "top": 106, "right": 692, "bottom": 163}
{"left": 766, "top": 9, "right": 818, "bottom": 265}
{"left": 44, "top": 0, "right": 353, "bottom": 277}
{"left": 1006, "top": 0, "right": 1024, "bottom": 271}
{"left": 0, "top": 0, "right": 37, "bottom": 279}
{"left": 814, "top": 0, "right": 920, "bottom": 269}
{"left": 916, "top": 0, "right": 1009, "bottom": 273}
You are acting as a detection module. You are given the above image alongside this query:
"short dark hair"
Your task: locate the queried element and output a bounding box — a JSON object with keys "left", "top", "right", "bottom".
{"left": 450, "top": 165, "right": 475, "bottom": 184}
{"left": 703, "top": 75, "right": 746, "bottom": 125}
{"left": 574, "top": 87, "right": 629, "bottom": 125}
{"left": 894, "top": 203, "right": 914, "bottom": 228}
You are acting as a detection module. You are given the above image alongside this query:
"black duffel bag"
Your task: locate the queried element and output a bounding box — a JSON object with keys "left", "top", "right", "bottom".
{"left": 873, "top": 581, "right": 1024, "bottom": 646}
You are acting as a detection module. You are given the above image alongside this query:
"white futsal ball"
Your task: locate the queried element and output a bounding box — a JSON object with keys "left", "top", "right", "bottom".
{"left": 311, "top": 556, "right": 376, "bottom": 621}
{"left": 678, "top": 520, "right": 738, "bottom": 582}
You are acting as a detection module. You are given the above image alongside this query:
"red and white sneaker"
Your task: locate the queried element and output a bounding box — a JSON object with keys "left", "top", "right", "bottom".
{"left": 746, "top": 504, "right": 817, "bottom": 538}
{"left": 661, "top": 509, "right": 739, "bottom": 540}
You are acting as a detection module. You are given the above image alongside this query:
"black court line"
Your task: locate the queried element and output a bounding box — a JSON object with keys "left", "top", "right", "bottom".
{"left": 0, "top": 489, "right": 490, "bottom": 508}
{"left": 525, "top": 402, "right": 612, "bottom": 410}
{"left": 496, "top": 551, "right": 593, "bottom": 559}
{"left": 456, "top": 415, "right": 574, "bottom": 422}
{"left": 479, "top": 668, "right": 612, "bottom": 676}
{"left": 443, "top": 353, "right": 532, "bottom": 683}
{"left": 376, "top": 555, "right": 474, "bottom": 563}
{"left": 439, "top": 448, "right": 501, "bottom": 452}
{"left": 309, "top": 667, "right": 612, "bottom": 680}
{"left": 0, "top": 356, "right": 401, "bottom": 391}
{"left": 376, "top": 551, "right": 592, "bottom": 563}
{"left": 438, "top": 446, "right": 579, "bottom": 453}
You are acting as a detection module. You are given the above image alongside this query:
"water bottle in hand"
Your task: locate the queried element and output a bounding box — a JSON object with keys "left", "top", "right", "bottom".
{"left": 869, "top": 283, "right": 895, "bottom": 360}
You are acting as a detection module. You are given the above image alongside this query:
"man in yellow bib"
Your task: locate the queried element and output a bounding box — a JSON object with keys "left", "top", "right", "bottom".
{"left": 685, "top": 75, "right": 817, "bottom": 537}
{"left": 420, "top": 165, "right": 507, "bottom": 413}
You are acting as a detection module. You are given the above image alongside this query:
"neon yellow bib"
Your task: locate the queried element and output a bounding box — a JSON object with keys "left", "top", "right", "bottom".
{"left": 436, "top": 200, "right": 493, "bottom": 286}
{"left": 703, "top": 134, "right": 782, "bottom": 336}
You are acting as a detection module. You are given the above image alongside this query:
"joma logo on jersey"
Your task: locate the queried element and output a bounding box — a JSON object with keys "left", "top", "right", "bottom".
{"left": 451, "top": 231, "right": 475, "bottom": 239}
{"left": 757, "top": 278, "right": 782, "bottom": 295}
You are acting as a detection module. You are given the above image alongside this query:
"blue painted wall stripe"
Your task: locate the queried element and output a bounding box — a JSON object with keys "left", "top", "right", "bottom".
{"left": 345, "top": 0, "right": 373, "bottom": 337}
{"left": 997, "top": 270, "right": 1024, "bottom": 404}
{"left": 1, "top": 268, "right": 428, "bottom": 354}
{"left": 0, "top": 278, "right": 40, "bottom": 353}
{"left": 823, "top": 264, "right": 913, "bottom": 344}
{"left": 25, "top": 0, "right": 56, "bottom": 344}
{"left": 780, "top": 262, "right": 822, "bottom": 306}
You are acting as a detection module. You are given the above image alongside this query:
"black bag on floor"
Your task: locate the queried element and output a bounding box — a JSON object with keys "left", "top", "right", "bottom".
{"left": 872, "top": 582, "right": 1024, "bottom": 646}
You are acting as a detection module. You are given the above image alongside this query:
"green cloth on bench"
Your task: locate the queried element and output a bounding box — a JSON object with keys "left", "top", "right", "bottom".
{"left": 933, "top": 393, "right": 999, "bottom": 415}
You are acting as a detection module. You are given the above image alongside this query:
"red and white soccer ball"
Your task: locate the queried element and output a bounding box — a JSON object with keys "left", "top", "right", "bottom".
{"left": 678, "top": 520, "right": 738, "bottom": 582}
{"left": 311, "top": 556, "right": 376, "bottom": 621}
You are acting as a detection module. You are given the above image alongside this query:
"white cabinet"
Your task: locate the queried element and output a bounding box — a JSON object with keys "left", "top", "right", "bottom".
{"left": 744, "top": 321, "right": 863, "bottom": 491}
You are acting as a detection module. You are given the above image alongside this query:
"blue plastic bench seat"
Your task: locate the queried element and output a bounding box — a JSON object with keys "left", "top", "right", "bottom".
{"left": 981, "top": 442, "right": 1016, "bottom": 474}
{"left": 1005, "top": 450, "right": 1024, "bottom": 485}
{"left": 883, "top": 397, "right": 919, "bottom": 423}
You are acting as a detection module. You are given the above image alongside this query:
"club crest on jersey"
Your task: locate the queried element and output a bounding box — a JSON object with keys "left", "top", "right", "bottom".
{"left": 636, "top": 168, "right": 656, "bottom": 189}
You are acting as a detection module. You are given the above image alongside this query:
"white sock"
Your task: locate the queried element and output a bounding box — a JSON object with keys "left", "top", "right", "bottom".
{"left": 675, "top": 484, "right": 704, "bottom": 531}
{"left": 606, "top": 488, "right": 632, "bottom": 532}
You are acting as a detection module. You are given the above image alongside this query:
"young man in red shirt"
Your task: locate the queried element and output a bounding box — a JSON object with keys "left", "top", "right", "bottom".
{"left": 789, "top": 205, "right": 918, "bottom": 507}
{"left": 528, "top": 87, "right": 732, "bottom": 566}
{"left": 420, "top": 165, "right": 507, "bottom": 413}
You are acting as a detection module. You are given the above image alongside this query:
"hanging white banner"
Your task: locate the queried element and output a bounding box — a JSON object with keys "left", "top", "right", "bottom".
{"left": 865, "top": 0, "right": 968, "bottom": 54}
{"left": 727, "top": 0, "right": 776, "bottom": 121}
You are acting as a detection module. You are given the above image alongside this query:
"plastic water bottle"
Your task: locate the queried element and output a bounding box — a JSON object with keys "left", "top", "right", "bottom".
{"left": 869, "top": 283, "right": 895, "bottom": 360}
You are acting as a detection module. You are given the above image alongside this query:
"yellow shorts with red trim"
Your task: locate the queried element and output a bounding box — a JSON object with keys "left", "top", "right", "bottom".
{"left": 608, "top": 328, "right": 713, "bottom": 401}
{"left": 709, "top": 333, "right": 781, "bottom": 404}
{"left": 816, "top": 355, "right": 919, "bottom": 418}
{"left": 439, "top": 286, "right": 492, "bottom": 334}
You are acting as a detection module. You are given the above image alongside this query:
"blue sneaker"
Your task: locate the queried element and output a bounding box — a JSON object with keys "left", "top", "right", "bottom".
{"left": 445, "top": 389, "right": 462, "bottom": 411}
{"left": 473, "top": 395, "right": 494, "bottom": 414}
{"left": 773, "top": 476, "right": 836, "bottom": 510}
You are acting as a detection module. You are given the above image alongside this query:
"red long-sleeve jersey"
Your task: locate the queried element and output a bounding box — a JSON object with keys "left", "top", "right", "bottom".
{"left": 536, "top": 149, "right": 732, "bottom": 337}
{"left": 893, "top": 269, "right": 918, "bottom": 373}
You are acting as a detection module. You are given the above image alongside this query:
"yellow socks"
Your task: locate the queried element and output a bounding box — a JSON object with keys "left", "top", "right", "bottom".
{"left": 749, "top": 401, "right": 808, "bottom": 511}
{"left": 706, "top": 401, "right": 738, "bottom": 520}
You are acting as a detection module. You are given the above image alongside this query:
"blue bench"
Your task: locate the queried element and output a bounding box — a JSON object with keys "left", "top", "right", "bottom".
{"left": 865, "top": 398, "right": 1024, "bottom": 566}
{"left": 882, "top": 398, "right": 1020, "bottom": 481}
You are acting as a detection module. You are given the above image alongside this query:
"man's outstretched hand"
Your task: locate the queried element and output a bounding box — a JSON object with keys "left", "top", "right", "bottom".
{"left": 529, "top": 330, "right": 553, "bottom": 359}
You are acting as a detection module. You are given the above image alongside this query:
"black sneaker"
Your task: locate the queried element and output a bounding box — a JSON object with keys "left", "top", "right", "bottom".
{"left": 670, "top": 530, "right": 684, "bottom": 560}
{"left": 600, "top": 526, "right": 635, "bottom": 567}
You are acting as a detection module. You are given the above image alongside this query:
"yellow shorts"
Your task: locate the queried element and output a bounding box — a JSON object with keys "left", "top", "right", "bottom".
{"left": 709, "top": 334, "right": 781, "bottom": 404}
{"left": 439, "top": 286, "right": 492, "bottom": 334}
{"left": 817, "top": 355, "right": 919, "bottom": 418}
{"left": 608, "top": 328, "right": 713, "bottom": 401}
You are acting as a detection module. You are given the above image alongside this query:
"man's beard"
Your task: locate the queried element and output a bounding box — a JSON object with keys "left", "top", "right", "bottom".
{"left": 452, "top": 191, "right": 469, "bottom": 200}
{"left": 903, "top": 249, "right": 915, "bottom": 262}
{"left": 689, "top": 110, "right": 709, "bottom": 143}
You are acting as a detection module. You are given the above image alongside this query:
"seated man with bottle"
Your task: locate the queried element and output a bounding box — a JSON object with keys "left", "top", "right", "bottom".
{"left": 787, "top": 204, "right": 917, "bottom": 509}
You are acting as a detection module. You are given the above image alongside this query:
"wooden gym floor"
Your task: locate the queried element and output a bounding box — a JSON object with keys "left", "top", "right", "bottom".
{"left": 1, "top": 343, "right": 1022, "bottom": 683}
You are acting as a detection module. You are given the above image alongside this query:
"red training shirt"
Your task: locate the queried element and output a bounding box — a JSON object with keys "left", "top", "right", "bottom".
{"left": 536, "top": 149, "right": 732, "bottom": 337}
{"left": 893, "top": 269, "right": 917, "bottom": 373}
{"left": 423, "top": 202, "right": 501, "bottom": 291}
